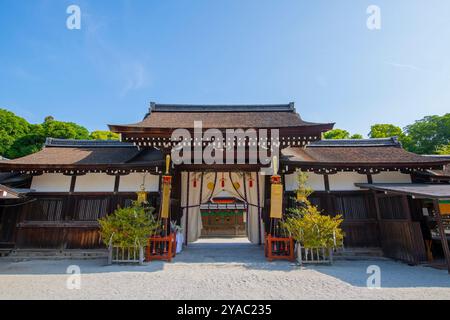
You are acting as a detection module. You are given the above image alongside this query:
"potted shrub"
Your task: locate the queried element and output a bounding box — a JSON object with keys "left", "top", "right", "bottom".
{"left": 99, "top": 201, "right": 160, "bottom": 265}
{"left": 281, "top": 171, "right": 344, "bottom": 265}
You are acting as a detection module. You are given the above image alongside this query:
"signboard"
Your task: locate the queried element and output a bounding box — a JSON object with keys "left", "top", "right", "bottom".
{"left": 270, "top": 184, "right": 283, "bottom": 219}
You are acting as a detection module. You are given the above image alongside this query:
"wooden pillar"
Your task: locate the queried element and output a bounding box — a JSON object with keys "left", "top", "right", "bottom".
{"left": 113, "top": 175, "right": 120, "bottom": 194}
{"left": 433, "top": 199, "right": 450, "bottom": 274}
{"left": 256, "top": 172, "right": 262, "bottom": 245}
{"left": 402, "top": 195, "right": 413, "bottom": 220}
{"left": 184, "top": 172, "right": 190, "bottom": 247}
{"left": 373, "top": 191, "right": 382, "bottom": 221}
{"left": 263, "top": 174, "right": 271, "bottom": 232}
{"left": 323, "top": 174, "right": 334, "bottom": 215}
{"left": 69, "top": 175, "right": 77, "bottom": 194}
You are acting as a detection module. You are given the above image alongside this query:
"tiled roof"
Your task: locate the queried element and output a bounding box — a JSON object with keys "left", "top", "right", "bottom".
{"left": 282, "top": 139, "right": 450, "bottom": 166}
{"left": 0, "top": 138, "right": 165, "bottom": 170}
{"left": 3, "top": 146, "right": 140, "bottom": 166}
{"left": 109, "top": 102, "right": 335, "bottom": 130}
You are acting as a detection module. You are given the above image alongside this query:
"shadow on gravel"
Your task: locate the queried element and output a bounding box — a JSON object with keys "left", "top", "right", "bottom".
{"left": 307, "top": 260, "right": 450, "bottom": 288}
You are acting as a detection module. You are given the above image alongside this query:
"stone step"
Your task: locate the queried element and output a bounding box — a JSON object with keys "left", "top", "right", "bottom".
{"left": 0, "top": 249, "right": 12, "bottom": 257}
{"left": 5, "top": 249, "right": 108, "bottom": 261}
{"left": 333, "top": 247, "right": 387, "bottom": 261}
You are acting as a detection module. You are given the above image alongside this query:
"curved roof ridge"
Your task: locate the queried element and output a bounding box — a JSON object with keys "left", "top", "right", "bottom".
{"left": 148, "top": 102, "right": 296, "bottom": 113}
{"left": 45, "top": 138, "right": 134, "bottom": 148}
{"left": 309, "top": 137, "right": 401, "bottom": 147}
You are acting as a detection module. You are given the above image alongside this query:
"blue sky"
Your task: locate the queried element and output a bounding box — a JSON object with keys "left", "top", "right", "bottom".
{"left": 0, "top": 0, "right": 449, "bottom": 136}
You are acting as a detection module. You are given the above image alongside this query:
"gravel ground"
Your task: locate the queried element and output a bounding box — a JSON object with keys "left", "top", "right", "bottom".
{"left": 1, "top": 238, "right": 450, "bottom": 300}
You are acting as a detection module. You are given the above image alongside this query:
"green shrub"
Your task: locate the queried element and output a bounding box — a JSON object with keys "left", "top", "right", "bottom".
{"left": 99, "top": 202, "right": 160, "bottom": 248}
{"left": 281, "top": 171, "right": 344, "bottom": 249}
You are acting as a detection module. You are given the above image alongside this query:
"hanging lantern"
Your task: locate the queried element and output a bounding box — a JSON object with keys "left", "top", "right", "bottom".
{"left": 136, "top": 184, "right": 147, "bottom": 204}
{"left": 193, "top": 176, "right": 198, "bottom": 188}
{"left": 249, "top": 176, "right": 254, "bottom": 188}
{"left": 220, "top": 172, "right": 225, "bottom": 188}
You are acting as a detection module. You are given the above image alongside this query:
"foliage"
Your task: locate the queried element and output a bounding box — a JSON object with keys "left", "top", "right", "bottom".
{"left": 280, "top": 171, "right": 344, "bottom": 249}
{"left": 0, "top": 108, "right": 118, "bottom": 159}
{"left": 368, "top": 124, "right": 403, "bottom": 139}
{"left": 323, "top": 129, "right": 362, "bottom": 140}
{"left": 98, "top": 202, "right": 160, "bottom": 248}
{"left": 436, "top": 144, "right": 450, "bottom": 155}
{"left": 402, "top": 114, "right": 450, "bottom": 154}
{"left": 323, "top": 129, "right": 350, "bottom": 140}
{"left": 90, "top": 130, "right": 120, "bottom": 140}
{"left": 349, "top": 133, "right": 363, "bottom": 139}
{"left": 0, "top": 109, "right": 32, "bottom": 157}
{"left": 42, "top": 117, "right": 90, "bottom": 140}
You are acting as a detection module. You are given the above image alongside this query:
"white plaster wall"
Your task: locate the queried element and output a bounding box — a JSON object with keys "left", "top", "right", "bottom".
{"left": 329, "top": 172, "right": 369, "bottom": 191}
{"left": 30, "top": 173, "right": 71, "bottom": 192}
{"left": 74, "top": 173, "right": 115, "bottom": 192}
{"left": 285, "top": 172, "right": 325, "bottom": 191}
{"left": 372, "top": 171, "right": 412, "bottom": 183}
{"left": 119, "top": 173, "right": 159, "bottom": 192}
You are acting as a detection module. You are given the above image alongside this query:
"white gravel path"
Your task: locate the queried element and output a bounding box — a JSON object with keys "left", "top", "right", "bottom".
{"left": 1, "top": 238, "right": 450, "bottom": 300}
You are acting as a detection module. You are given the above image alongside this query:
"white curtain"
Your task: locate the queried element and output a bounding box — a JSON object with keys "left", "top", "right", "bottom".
{"left": 181, "top": 171, "right": 265, "bottom": 244}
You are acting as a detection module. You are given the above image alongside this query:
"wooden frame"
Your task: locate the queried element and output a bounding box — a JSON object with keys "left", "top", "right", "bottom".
{"left": 264, "top": 234, "right": 295, "bottom": 262}
{"left": 146, "top": 233, "right": 176, "bottom": 262}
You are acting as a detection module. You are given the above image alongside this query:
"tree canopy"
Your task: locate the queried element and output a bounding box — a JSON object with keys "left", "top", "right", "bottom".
{"left": 90, "top": 130, "right": 120, "bottom": 140}
{"left": 368, "top": 124, "right": 403, "bottom": 139}
{"left": 402, "top": 114, "right": 450, "bottom": 154}
{"left": 323, "top": 129, "right": 362, "bottom": 140}
{"left": 0, "top": 109, "right": 120, "bottom": 159}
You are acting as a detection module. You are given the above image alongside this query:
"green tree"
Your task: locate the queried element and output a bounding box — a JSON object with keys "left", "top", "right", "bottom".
{"left": 323, "top": 129, "right": 363, "bottom": 140}
{"left": 42, "top": 117, "right": 90, "bottom": 140}
{"left": 0, "top": 109, "right": 31, "bottom": 157}
{"left": 402, "top": 114, "right": 450, "bottom": 154}
{"left": 280, "top": 172, "right": 344, "bottom": 249}
{"left": 2, "top": 110, "right": 91, "bottom": 159}
{"left": 5, "top": 125, "right": 46, "bottom": 159}
{"left": 99, "top": 202, "right": 159, "bottom": 247}
{"left": 323, "top": 129, "right": 350, "bottom": 140}
{"left": 369, "top": 124, "right": 403, "bottom": 139}
{"left": 90, "top": 130, "right": 120, "bottom": 140}
{"left": 436, "top": 144, "right": 450, "bottom": 155}
{"left": 350, "top": 133, "right": 363, "bottom": 139}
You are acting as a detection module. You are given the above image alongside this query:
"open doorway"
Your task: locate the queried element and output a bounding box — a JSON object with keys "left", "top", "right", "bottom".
{"left": 200, "top": 192, "right": 247, "bottom": 237}
{"left": 180, "top": 171, "right": 264, "bottom": 245}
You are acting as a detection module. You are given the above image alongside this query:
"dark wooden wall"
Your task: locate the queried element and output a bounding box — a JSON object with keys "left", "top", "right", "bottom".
{"left": 14, "top": 192, "right": 159, "bottom": 249}
{"left": 284, "top": 190, "right": 381, "bottom": 248}
{"left": 282, "top": 190, "right": 427, "bottom": 264}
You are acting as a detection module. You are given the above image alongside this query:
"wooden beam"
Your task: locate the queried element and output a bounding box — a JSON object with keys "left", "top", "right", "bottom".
{"left": 113, "top": 175, "right": 120, "bottom": 194}
{"left": 323, "top": 174, "right": 330, "bottom": 192}
{"left": 433, "top": 199, "right": 450, "bottom": 274}
{"left": 69, "top": 176, "right": 77, "bottom": 194}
